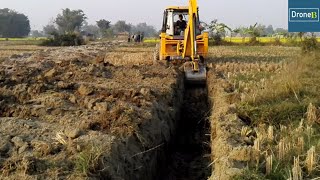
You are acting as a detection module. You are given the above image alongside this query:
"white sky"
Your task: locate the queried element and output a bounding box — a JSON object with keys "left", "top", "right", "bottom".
{"left": 1, "top": 0, "right": 288, "bottom": 30}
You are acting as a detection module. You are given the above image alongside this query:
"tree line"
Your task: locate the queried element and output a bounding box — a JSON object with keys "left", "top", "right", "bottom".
{"left": 0, "top": 8, "right": 30, "bottom": 38}
{"left": 40, "top": 11, "right": 157, "bottom": 39}
{"left": 2, "top": 7, "right": 316, "bottom": 42}
{"left": 0, "top": 8, "right": 157, "bottom": 39}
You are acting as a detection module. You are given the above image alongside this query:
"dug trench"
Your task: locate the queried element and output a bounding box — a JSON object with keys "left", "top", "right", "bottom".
{"left": 159, "top": 84, "right": 212, "bottom": 180}
{"left": 105, "top": 70, "right": 213, "bottom": 180}
{"left": 81, "top": 71, "right": 213, "bottom": 180}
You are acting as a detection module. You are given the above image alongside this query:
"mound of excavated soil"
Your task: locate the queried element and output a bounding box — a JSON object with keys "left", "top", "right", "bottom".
{"left": 0, "top": 42, "right": 184, "bottom": 179}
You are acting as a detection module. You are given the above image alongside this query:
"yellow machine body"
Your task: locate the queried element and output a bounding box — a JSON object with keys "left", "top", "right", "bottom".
{"left": 158, "top": 0, "right": 208, "bottom": 83}
{"left": 159, "top": 33, "right": 209, "bottom": 61}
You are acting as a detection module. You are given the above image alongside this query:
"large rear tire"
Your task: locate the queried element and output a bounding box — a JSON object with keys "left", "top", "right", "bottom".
{"left": 153, "top": 43, "right": 160, "bottom": 65}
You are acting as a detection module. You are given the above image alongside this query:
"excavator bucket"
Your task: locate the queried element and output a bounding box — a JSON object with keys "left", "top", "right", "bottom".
{"left": 183, "top": 62, "right": 207, "bottom": 84}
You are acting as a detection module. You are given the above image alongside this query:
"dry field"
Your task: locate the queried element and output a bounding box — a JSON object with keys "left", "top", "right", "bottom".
{"left": 0, "top": 40, "right": 49, "bottom": 62}
{"left": 206, "top": 46, "right": 320, "bottom": 179}
{"left": 1, "top": 41, "right": 318, "bottom": 180}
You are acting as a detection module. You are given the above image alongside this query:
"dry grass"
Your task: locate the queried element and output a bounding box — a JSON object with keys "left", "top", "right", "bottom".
{"left": 292, "top": 156, "right": 302, "bottom": 180}
{"left": 266, "top": 154, "right": 273, "bottom": 175}
{"left": 209, "top": 46, "right": 297, "bottom": 99}
{"left": 297, "top": 137, "right": 304, "bottom": 154}
{"left": 306, "top": 146, "right": 316, "bottom": 175}
{"left": 53, "top": 131, "right": 68, "bottom": 145}
{"left": 238, "top": 53, "right": 320, "bottom": 125}
{"left": 0, "top": 41, "right": 48, "bottom": 61}
{"left": 241, "top": 126, "right": 252, "bottom": 137}
{"left": 208, "top": 46, "right": 299, "bottom": 63}
{"left": 76, "top": 145, "right": 105, "bottom": 176}
{"left": 104, "top": 46, "right": 154, "bottom": 66}
{"left": 212, "top": 47, "right": 320, "bottom": 179}
{"left": 267, "top": 125, "right": 274, "bottom": 142}
{"left": 307, "top": 103, "right": 318, "bottom": 125}
{"left": 245, "top": 121, "right": 320, "bottom": 179}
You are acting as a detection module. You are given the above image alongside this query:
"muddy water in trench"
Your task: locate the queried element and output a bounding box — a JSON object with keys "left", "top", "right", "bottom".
{"left": 160, "top": 86, "right": 211, "bottom": 180}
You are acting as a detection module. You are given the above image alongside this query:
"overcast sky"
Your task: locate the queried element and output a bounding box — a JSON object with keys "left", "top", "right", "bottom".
{"left": 1, "top": 0, "right": 288, "bottom": 30}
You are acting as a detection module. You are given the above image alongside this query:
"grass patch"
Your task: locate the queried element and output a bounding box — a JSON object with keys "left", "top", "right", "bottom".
{"left": 208, "top": 46, "right": 299, "bottom": 63}
{"left": 75, "top": 145, "right": 105, "bottom": 176}
{"left": 0, "top": 39, "right": 44, "bottom": 46}
{"left": 233, "top": 71, "right": 272, "bottom": 83}
{"left": 243, "top": 121, "right": 320, "bottom": 179}
{"left": 238, "top": 53, "right": 320, "bottom": 125}
{"left": 236, "top": 50, "right": 320, "bottom": 178}
{"left": 239, "top": 100, "right": 306, "bottom": 125}
{"left": 232, "top": 168, "right": 267, "bottom": 180}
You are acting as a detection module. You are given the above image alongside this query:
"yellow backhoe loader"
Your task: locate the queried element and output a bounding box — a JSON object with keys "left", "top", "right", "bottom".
{"left": 155, "top": 0, "right": 209, "bottom": 84}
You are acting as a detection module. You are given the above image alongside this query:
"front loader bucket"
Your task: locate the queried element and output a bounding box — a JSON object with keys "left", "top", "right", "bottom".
{"left": 184, "top": 62, "right": 207, "bottom": 84}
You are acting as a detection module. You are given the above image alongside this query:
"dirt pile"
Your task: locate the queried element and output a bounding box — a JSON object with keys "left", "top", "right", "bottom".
{"left": 0, "top": 42, "right": 185, "bottom": 179}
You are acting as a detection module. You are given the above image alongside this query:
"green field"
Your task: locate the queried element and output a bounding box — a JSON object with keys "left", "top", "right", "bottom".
{"left": 144, "top": 37, "right": 320, "bottom": 44}
{"left": 0, "top": 37, "right": 47, "bottom": 41}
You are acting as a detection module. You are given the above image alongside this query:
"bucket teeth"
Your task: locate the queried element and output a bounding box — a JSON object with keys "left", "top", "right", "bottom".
{"left": 184, "top": 62, "right": 207, "bottom": 84}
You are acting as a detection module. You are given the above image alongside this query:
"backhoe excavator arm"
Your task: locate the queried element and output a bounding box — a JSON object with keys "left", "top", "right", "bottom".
{"left": 182, "top": 0, "right": 200, "bottom": 72}
{"left": 181, "top": 0, "right": 207, "bottom": 83}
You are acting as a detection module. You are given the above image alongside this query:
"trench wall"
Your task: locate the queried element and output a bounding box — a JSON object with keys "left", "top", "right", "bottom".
{"left": 207, "top": 72, "right": 252, "bottom": 180}
{"left": 99, "top": 72, "right": 185, "bottom": 180}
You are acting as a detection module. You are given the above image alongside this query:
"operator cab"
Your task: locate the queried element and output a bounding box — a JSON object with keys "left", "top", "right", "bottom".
{"left": 161, "top": 6, "right": 201, "bottom": 39}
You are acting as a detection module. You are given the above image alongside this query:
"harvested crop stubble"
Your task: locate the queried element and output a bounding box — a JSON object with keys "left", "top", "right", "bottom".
{"left": 228, "top": 50, "right": 320, "bottom": 179}
{"left": 0, "top": 44, "right": 49, "bottom": 61}
{"left": 104, "top": 46, "right": 154, "bottom": 66}
{"left": 206, "top": 46, "right": 304, "bottom": 179}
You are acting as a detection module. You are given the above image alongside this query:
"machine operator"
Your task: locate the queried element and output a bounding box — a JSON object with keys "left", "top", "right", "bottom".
{"left": 175, "top": 14, "right": 187, "bottom": 35}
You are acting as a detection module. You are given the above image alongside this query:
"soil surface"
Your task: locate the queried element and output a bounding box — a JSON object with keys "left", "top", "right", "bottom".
{"left": 0, "top": 42, "right": 185, "bottom": 179}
